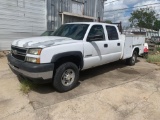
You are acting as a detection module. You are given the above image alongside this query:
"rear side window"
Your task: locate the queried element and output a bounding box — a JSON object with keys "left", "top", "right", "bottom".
{"left": 106, "top": 26, "right": 119, "bottom": 40}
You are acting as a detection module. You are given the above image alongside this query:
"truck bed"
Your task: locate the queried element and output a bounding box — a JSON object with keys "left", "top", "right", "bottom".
{"left": 122, "top": 34, "right": 145, "bottom": 59}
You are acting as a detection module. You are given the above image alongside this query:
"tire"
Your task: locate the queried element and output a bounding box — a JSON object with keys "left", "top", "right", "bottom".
{"left": 126, "top": 51, "right": 138, "bottom": 66}
{"left": 53, "top": 62, "right": 79, "bottom": 92}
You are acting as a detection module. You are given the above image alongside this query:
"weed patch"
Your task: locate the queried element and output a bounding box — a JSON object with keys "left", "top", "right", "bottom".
{"left": 20, "top": 80, "right": 36, "bottom": 94}
{"left": 147, "top": 54, "right": 160, "bottom": 65}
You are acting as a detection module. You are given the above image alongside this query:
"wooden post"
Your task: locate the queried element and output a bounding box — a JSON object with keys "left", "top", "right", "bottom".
{"left": 62, "top": 13, "right": 64, "bottom": 24}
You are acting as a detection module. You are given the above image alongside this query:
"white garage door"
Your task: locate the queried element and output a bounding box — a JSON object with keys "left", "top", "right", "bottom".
{"left": 0, "top": 0, "right": 47, "bottom": 50}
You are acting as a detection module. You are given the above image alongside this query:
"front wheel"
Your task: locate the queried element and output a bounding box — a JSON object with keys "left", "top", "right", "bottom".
{"left": 126, "top": 51, "right": 138, "bottom": 66}
{"left": 53, "top": 62, "right": 79, "bottom": 92}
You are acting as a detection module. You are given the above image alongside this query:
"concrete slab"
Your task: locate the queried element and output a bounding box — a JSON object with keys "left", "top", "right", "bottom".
{"left": 0, "top": 58, "right": 36, "bottom": 120}
{"left": 1, "top": 57, "right": 160, "bottom": 120}
{"left": 35, "top": 70, "right": 160, "bottom": 120}
{"left": 28, "top": 58, "right": 159, "bottom": 110}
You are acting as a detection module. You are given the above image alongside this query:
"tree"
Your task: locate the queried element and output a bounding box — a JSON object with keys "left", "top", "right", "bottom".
{"left": 153, "top": 20, "right": 160, "bottom": 31}
{"left": 129, "top": 8, "right": 158, "bottom": 31}
{"left": 105, "top": 20, "right": 112, "bottom": 24}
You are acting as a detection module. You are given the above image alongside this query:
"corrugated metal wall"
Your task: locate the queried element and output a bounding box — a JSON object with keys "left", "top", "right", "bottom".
{"left": 0, "top": 0, "right": 104, "bottom": 50}
{"left": 47, "top": 0, "right": 104, "bottom": 30}
{"left": 0, "top": 0, "right": 47, "bottom": 50}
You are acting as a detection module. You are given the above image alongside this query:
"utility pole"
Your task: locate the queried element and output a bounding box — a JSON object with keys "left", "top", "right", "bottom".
{"left": 94, "top": 0, "right": 98, "bottom": 22}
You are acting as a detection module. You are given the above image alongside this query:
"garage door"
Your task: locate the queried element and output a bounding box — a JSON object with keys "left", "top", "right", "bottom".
{"left": 0, "top": 0, "right": 47, "bottom": 50}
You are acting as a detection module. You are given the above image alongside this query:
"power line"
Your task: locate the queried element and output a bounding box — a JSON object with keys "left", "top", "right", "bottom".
{"left": 104, "top": 0, "right": 122, "bottom": 4}
{"left": 104, "top": 5, "right": 160, "bottom": 21}
{"left": 104, "top": 2, "right": 160, "bottom": 12}
{"left": 104, "top": 5, "right": 160, "bottom": 14}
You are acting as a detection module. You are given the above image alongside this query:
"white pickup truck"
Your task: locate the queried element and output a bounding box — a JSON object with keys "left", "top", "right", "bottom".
{"left": 8, "top": 22, "right": 145, "bottom": 92}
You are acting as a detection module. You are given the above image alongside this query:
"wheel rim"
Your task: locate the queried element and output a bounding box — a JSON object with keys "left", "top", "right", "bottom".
{"left": 61, "top": 69, "right": 75, "bottom": 86}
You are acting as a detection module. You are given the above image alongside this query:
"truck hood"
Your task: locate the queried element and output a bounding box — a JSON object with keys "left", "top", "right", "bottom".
{"left": 12, "top": 36, "right": 81, "bottom": 48}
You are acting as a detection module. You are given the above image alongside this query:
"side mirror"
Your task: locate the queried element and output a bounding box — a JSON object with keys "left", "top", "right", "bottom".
{"left": 87, "top": 35, "right": 103, "bottom": 42}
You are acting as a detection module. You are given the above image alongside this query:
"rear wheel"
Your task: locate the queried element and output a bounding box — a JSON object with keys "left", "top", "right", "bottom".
{"left": 126, "top": 51, "right": 138, "bottom": 66}
{"left": 53, "top": 62, "right": 79, "bottom": 92}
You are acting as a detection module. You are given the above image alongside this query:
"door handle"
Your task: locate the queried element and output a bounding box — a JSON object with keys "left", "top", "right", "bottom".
{"left": 104, "top": 44, "right": 108, "bottom": 47}
{"left": 117, "top": 43, "right": 120, "bottom": 46}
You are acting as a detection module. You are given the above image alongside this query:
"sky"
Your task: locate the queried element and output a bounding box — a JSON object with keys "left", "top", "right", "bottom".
{"left": 104, "top": 0, "right": 160, "bottom": 27}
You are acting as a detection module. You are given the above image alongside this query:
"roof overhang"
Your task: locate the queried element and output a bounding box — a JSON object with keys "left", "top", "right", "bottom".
{"left": 59, "top": 12, "right": 96, "bottom": 20}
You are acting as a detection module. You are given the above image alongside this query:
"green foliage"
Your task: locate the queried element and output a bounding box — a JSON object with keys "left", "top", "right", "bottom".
{"left": 157, "top": 47, "right": 160, "bottom": 51}
{"left": 105, "top": 20, "right": 112, "bottom": 24}
{"left": 20, "top": 80, "right": 36, "bottom": 94}
{"left": 129, "top": 8, "right": 158, "bottom": 31}
{"left": 153, "top": 20, "right": 160, "bottom": 31}
{"left": 147, "top": 54, "right": 160, "bottom": 63}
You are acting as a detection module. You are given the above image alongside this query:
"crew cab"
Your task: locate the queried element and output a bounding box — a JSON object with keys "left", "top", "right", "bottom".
{"left": 7, "top": 22, "right": 145, "bottom": 92}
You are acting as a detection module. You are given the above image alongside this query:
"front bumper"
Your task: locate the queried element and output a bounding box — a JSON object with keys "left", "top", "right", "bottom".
{"left": 7, "top": 54, "right": 54, "bottom": 83}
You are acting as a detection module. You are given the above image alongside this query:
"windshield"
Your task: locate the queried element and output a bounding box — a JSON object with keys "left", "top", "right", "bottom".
{"left": 41, "top": 31, "right": 54, "bottom": 36}
{"left": 52, "top": 24, "right": 89, "bottom": 40}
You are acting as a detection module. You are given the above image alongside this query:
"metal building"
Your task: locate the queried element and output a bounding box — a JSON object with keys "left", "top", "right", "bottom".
{"left": 0, "top": 0, "right": 105, "bottom": 50}
{"left": 47, "top": 0, "right": 105, "bottom": 30}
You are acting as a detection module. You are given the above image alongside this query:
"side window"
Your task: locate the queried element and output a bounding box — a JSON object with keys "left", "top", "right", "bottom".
{"left": 88, "top": 25, "right": 105, "bottom": 41}
{"left": 106, "top": 26, "right": 119, "bottom": 40}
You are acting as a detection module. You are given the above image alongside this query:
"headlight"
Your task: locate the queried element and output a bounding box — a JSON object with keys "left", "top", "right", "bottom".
{"left": 25, "top": 57, "right": 40, "bottom": 63}
{"left": 27, "top": 48, "right": 42, "bottom": 55}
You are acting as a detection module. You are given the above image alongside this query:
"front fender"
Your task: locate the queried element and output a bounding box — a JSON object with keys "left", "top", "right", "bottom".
{"left": 51, "top": 51, "right": 84, "bottom": 69}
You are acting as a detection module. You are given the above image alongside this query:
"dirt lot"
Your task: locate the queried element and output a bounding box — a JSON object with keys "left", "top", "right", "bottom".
{"left": 0, "top": 57, "right": 160, "bottom": 120}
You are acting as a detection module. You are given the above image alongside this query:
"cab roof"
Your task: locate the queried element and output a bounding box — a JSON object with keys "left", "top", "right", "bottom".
{"left": 66, "top": 22, "right": 117, "bottom": 27}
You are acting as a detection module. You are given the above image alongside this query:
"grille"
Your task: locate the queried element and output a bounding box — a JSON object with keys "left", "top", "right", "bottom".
{"left": 11, "top": 46, "right": 27, "bottom": 61}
